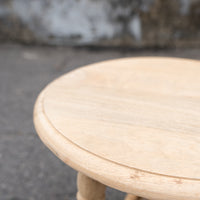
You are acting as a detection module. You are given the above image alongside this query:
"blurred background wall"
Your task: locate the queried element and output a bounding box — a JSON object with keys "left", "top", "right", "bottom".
{"left": 0, "top": 0, "right": 199, "bottom": 47}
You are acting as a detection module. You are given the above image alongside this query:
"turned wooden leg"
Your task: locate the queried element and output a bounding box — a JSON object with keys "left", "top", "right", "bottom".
{"left": 77, "top": 172, "right": 106, "bottom": 200}
{"left": 124, "top": 194, "right": 139, "bottom": 200}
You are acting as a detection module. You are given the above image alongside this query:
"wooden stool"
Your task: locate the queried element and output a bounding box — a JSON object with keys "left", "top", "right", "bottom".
{"left": 33, "top": 57, "right": 200, "bottom": 200}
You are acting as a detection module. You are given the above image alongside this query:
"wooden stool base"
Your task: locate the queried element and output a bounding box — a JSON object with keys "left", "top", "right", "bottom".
{"left": 77, "top": 172, "right": 139, "bottom": 200}
{"left": 124, "top": 194, "right": 139, "bottom": 200}
{"left": 77, "top": 172, "right": 106, "bottom": 200}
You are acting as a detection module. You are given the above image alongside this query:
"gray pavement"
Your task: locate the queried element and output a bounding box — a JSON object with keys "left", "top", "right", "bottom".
{"left": 0, "top": 44, "right": 199, "bottom": 200}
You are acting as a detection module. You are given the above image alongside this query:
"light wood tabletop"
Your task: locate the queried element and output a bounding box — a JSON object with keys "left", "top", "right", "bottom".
{"left": 34, "top": 57, "right": 200, "bottom": 200}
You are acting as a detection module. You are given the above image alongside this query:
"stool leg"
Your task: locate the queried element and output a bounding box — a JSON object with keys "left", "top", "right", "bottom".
{"left": 77, "top": 172, "right": 106, "bottom": 200}
{"left": 124, "top": 194, "right": 139, "bottom": 200}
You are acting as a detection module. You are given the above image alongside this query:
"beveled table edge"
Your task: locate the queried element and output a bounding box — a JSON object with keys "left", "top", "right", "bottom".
{"left": 34, "top": 74, "right": 200, "bottom": 200}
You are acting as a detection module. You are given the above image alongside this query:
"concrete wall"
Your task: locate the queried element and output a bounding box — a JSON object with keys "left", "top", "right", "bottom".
{"left": 0, "top": 0, "right": 199, "bottom": 47}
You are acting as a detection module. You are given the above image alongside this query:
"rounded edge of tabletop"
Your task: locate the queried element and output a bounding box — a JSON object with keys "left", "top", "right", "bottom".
{"left": 33, "top": 86, "right": 200, "bottom": 200}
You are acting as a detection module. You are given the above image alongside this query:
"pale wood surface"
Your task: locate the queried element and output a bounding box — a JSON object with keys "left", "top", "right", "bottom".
{"left": 124, "top": 194, "right": 139, "bottom": 200}
{"left": 34, "top": 57, "right": 200, "bottom": 200}
{"left": 77, "top": 172, "right": 106, "bottom": 200}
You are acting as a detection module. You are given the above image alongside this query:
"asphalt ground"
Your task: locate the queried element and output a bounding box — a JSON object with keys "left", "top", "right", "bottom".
{"left": 0, "top": 44, "right": 199, "bottom": 200}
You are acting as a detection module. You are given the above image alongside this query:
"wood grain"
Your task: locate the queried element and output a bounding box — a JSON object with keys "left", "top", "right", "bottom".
{"left": 34, "top": 57, "right": 200, "bottom": 200}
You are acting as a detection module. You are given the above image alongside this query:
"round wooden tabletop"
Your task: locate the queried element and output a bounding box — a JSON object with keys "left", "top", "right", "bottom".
{"left": 34, "top": 57, "right": 200, "bottom": 200}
